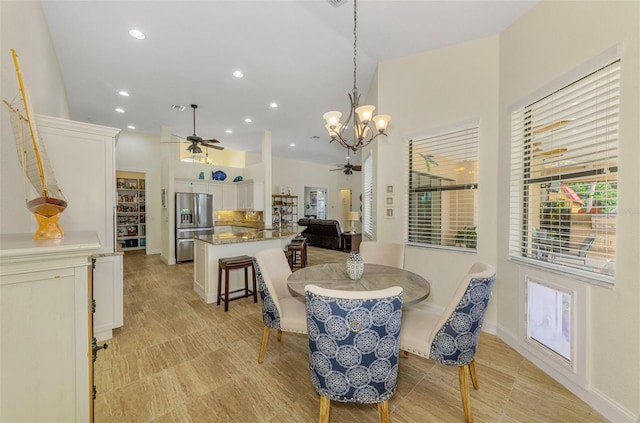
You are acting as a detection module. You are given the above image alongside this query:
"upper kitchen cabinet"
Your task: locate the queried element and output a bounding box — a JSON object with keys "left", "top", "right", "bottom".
{"left": 236, "top": 180, "right": 264, "bottom": 211}
{"left": 208, "top": 181, "right": 237, "bottom": 210}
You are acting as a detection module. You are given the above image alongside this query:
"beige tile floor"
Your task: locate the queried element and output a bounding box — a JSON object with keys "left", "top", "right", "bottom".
{"left": 94, "top": 246, "right": 608, "bottom": 422}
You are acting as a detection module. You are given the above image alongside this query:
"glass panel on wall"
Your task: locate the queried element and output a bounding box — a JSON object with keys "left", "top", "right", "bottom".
{"left": 526, "top": 279, "right": 572, "bottom": 362}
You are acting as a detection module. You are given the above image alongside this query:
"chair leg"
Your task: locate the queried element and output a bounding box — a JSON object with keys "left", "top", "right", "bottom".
{"left": 258, "top": 326, "right": 270, "bottom": 364}
{"left": 458, "top": 365, "right": 473, "bottom": 423}
{"left": 319, "top": 396, "right": 330, "bottom": 423}
{"left": 469, "top": 359, "right": 479, "bottom": 390}
{"left": 277, "top": 329, "right": 283, "bottom": 341}
{"left": 377, "top": 400, "right": 390, "bottom": 423}
{"left": 251, "top": 266, "right": 257, "bottom": 303}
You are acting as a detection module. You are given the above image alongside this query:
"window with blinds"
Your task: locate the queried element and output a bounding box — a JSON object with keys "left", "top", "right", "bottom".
{"left": 407, "top": 126, "right": 479, "bottom": 250}
{"left": 509, "top": 60, "right": 619, "bottom": 283}
{"left": 363, "top": 153, "right": 373, "bottom": 239}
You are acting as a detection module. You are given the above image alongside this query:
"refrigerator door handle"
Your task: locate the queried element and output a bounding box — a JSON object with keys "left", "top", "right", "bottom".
{"left": 177, "top": 227, "right": 213, "bottom": 233}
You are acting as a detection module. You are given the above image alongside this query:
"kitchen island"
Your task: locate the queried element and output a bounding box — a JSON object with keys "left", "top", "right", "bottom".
{"left": 193, "top": 227, "right": 297, "bottom": 303}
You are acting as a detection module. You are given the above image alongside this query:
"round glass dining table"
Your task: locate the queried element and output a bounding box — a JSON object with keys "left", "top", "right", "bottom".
{"left": 287, "top": 263, "right": 431, "bottom": 306}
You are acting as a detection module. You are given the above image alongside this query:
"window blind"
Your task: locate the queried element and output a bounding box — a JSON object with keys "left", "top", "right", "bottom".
{"left": 363, "top": 153, "right": 373, "bottom": 239}
{"left": 509, "top": 60, "right": 619, "bottom": 283}
{"left": 406, "top": 126, "right": 479, "bottom": 249}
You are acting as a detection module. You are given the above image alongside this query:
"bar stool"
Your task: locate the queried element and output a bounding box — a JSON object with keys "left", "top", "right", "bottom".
{"left": 287, "top": 237, "right": 307, "bottom": 269}
{"left": 217, "top": 255, "right": 257, "bottom": 312}
{"left": 284, "top": 250, "right": 294, "bottom": 270}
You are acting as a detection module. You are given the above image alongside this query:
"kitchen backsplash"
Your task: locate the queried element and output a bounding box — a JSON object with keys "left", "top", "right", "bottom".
{"left": 215, "top": 210, "right": 264, "bottom": 228}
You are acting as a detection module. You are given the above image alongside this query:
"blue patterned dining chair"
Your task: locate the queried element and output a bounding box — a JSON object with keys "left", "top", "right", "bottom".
{"left": 305, "top": 284, "right": 404, "bottom": 423}
{"left": 399, "top": 262, "right": 496, "bottom": 423}
{"left": 254, "top": 248, "right": 307, "bottom": 364}
{"left": 359, "top": 241, "right": 405, "bottom": 269}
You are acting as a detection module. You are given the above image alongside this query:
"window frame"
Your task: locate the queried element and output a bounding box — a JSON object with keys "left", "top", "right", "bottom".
{"left": 509, "top": 60, "right": 620, "bottom": 285}
{"left": 406, "top": 124, "right": 479, "bottom": 251}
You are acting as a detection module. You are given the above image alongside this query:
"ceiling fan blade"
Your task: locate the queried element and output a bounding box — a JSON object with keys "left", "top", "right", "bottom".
{"left": 201, "top": 139, "right": 221, "bottom": 144}
{"left": 203, "top": 144, "right": 224, "bottom": 151}
{"left": 352, "top": 165, "right": 362, "bottom": 171}
{"left": 330, "top": 168, "right": 343, "bottom": 171}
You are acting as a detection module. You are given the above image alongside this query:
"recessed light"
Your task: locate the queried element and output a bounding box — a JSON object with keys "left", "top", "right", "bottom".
{"left": 129, "top": 29, "right": 145, "bottom": 40}
{"left": 232, "top": 70, "right": 244, "bottom": 78}
{"left": 127, "top": 125, "right": 136, "bottom": 129}
{"left": 244, "top": 118, "right": 252, "bottom": 123}
{"left": 171, "top": 104, "right": 186, "bottom": 111}
{"left": 225, "top": 129, "right": 232, "bottom": 134}
{"left": 115, "top": 108, "right": 125, "bottom": 113}
{"left": 290, "top": 143, "right": 296, "bottom": 147}
{"left": 118, "top": 90, "right": 130, "bottom": 97}
{"left": 270, "top": 102, "right": 278, "bottom": 108}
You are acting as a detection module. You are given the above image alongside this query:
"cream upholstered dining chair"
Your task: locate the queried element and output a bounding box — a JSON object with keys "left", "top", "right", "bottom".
{"left": 305, "top": 284, "right": 404, "bottom": 423}
{"left": 399, "top": 262, "right": 496, "bottom": 423}
{"left": 359, "top": 241, "right": 405, "bottom": 269}
{"left": 253, "top": 248, "right": 307, "bottom": 364}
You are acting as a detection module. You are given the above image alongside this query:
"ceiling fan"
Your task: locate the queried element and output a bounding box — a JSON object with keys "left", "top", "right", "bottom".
{"left": 331, "top": 154, "right": 361, "bottom": 175}
{"left": 177, "top": 104, "right": 224, "bottom": 153}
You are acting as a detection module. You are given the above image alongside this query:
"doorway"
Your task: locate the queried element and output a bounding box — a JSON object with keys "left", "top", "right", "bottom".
{"left": 304, "top": 186, "right": 327, "bottom": 219}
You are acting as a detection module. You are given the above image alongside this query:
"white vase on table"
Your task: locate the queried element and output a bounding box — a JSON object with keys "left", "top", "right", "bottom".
{"left": 346, "top": 252, "right": 364, "bottom": 280}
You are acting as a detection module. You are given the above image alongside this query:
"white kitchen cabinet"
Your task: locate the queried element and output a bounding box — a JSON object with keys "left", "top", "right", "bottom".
{"left": 175, "top": 178, "right": 208, "bottom": 194}
{"left": 236, "top": 180, "right": 264, "bottom": 211}
{"left": 222, "top": 183, "right": 238, "bottom": 210}
{"left": 207, "top": 181, "right": 237, "bottom": 210}
{"left": 0, "top": 231, "right": 101, "bottom": 422}
{"left": 93, "top": 253, "right": 124, "bottom": 342}
{"left": 37, "top": 115, "right": 119, "bottom": 254}
{"left": 36, "top": 115, "right": 124, "bottom": 343}
{"left": 208, "top": 182, "right": 223, "bottom": 210}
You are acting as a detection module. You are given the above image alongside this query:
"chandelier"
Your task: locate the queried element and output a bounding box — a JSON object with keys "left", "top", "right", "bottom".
{"left": 322, "top": 0, "right": 391, "bottom": 152}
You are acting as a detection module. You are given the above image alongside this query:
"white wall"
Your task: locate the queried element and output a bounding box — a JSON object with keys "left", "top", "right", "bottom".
{"left": 0, "top": 0, "right": 70, "bottom": 234}
{"left": 370, "top": 35, "right": 500, "bottom": 317}
{"left": 498, "top": 1, "right": 639, "bottom": 420}
{"left": 371, "top": 1, "right": 639, "bottom": 421}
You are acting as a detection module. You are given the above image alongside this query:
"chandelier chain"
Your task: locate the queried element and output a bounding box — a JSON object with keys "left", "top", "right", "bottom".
{"left": 352, "top": 0, "right": 358, "bottom": 97}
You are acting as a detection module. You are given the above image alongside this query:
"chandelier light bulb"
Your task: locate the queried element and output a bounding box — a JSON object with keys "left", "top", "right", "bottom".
{"left": 373, "top": 114, "right": 391, "bottom": 132}
{"left": 355, "top": 105, "right": 375, "bottom": 123}
{"left": 323, "top": 111, "right": 342, "bottom": 128}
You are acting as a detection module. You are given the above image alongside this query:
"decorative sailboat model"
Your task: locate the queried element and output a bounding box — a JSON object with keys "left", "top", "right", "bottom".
{"left": 3, "top": 49, "right": 67, "bottom": 240}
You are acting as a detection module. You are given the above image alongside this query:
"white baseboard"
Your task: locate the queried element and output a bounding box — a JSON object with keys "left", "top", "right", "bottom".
{"left": 147, "top": 248, "right": 161, "bottom": 255}
{"left": 160, "top": 254, "right": 176, "bottom": 265}
{"left": 497, "top": 325, "right": 638, "bottom": 423}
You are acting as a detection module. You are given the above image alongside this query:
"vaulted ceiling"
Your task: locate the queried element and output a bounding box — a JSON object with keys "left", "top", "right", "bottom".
{"left": 41, "top": 0, "right": 536, "bottom": 166}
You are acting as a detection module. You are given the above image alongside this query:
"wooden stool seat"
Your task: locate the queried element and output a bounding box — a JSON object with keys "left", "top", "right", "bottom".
{"left": 287, "top": 238, "right": 307, "bottom": 269}
{"left": 217, "top": 255, "right": 257, "bottom": 312}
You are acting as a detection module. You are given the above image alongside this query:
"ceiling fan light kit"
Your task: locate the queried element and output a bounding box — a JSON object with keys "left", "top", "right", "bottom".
{"left": 179, "top": 104, "right": 224, "bottom": 153}
{"left": 322, "top": 0, "right": 391, "bottom": 153}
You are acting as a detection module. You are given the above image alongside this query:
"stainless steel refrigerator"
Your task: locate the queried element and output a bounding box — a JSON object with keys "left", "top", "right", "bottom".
{"left": 175, "top": 192, "right": 214, "bottom": 262}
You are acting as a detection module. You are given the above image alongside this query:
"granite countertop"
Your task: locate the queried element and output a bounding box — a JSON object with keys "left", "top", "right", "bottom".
{"left": 196, "top": 228, "right": 298, "bottom": 245}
